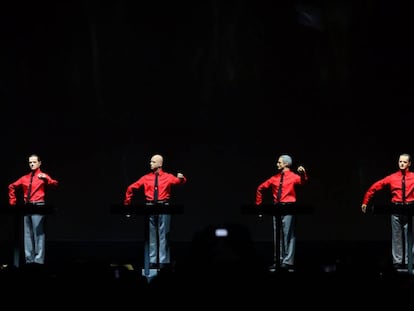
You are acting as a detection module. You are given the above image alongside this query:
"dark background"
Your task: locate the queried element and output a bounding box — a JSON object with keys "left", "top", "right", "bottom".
{"left": 1, "top": 0, "right": 413, "bottom": 246}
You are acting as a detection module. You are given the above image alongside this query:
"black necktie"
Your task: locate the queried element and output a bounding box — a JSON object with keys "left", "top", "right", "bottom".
{"left": 277, "top": 172, "right": 284, "bottom": 203}
{"left": 154, "top": 172, "right": 159, "bottom": 202}
{"left": 26, "top": 171, "right": 35, "bottom": 203}
{"left": 402, "top": 174, "right": 406, "bottom": 203}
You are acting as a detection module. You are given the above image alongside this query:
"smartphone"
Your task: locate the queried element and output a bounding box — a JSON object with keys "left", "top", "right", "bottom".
{"left": 215, "top": 228, "right": 228, "bottom": 237}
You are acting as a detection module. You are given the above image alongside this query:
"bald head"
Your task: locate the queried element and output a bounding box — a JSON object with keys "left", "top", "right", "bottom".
{"left": 150, "top": 154, "right": 163, "bottom": 171}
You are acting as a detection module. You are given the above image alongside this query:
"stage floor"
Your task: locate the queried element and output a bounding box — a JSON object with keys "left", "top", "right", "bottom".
{"left": 1, "top": 240, "right": 414, "bottom": 304}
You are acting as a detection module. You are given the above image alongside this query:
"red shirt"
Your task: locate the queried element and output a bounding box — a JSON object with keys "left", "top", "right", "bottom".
{"left": 8, "top": 168, "right": 59, "bottom": 205}
{"left": 256, "top": 170, "right": 308, "bottom": 205}
{"left": 124, "top": 169, "right": 186, "bottom": 205}
{"left": 362, "top": 170, "right": 414, "bottom": 205}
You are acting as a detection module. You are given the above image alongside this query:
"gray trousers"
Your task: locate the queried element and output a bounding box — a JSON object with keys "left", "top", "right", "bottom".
{"left": 273, "top": 215, "right": 296, "bottom": 265}
{"left": 24, "top": 214, "right": 45, "bottom": 264}
{"left": 391, "top": 214, "right": 414, "bottom": 265}
{"left": 149, "top": 214, "right": 171, "bottom": 264}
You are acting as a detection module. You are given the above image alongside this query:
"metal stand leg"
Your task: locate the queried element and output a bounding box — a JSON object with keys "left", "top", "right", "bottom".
{"left": 155, "top": 215, "right": 159, "bottom": 266}
{"left": 13, "top": 214, "right": 23, "bottom": 268}
{"left": 143, "top": 214, "right": 161, "bottom": 280}
{"left": 143, "top": 214, "right": 150, "bottom": 277}
{"left": 408, "top": 216, "right": 413, "bottom": 275}
{"left": 271, "top": 215, "right": 281, "bottom": 271}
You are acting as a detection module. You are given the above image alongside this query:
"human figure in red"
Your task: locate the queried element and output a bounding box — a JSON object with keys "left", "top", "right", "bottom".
{"left": 8, "top": 154, "right": 58, "bottom": 264}
{"left": 256, "top": 154, "right": 308, "bottom": 271}
{"left": 361, "top": 153, "right": 414, "bottom": 270}
{"left": 124, "top": 154, "right": 186, "bottom": 269}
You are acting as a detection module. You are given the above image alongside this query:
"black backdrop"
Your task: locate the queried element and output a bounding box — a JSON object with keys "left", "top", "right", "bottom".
{"left": 0, "top": 0, "right": 412, "bottom": 244}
